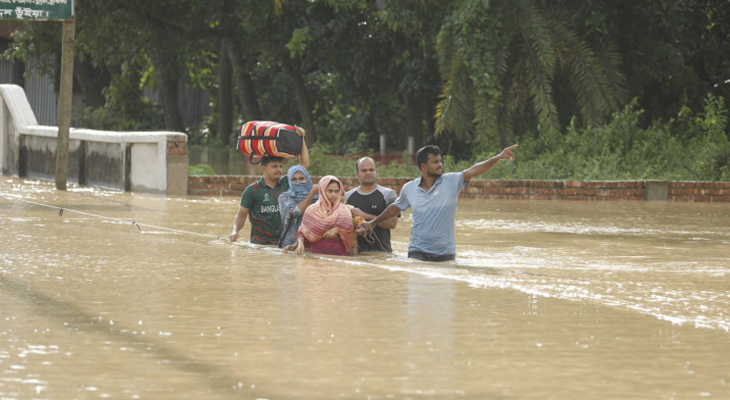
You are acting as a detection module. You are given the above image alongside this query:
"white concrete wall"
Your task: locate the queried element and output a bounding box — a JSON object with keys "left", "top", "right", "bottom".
{"left": 130, "top": 143, "right": 161, "bottom": 192}
{"left": 0, "top": 84, "right": 188, "bottom": 195}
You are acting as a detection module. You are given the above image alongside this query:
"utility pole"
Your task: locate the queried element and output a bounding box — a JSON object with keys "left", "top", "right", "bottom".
{"left": 55, "top": 16, "right": 75, "bottom": 190}
{"left": 0, "top": 1, "right": 76, "bottom": 190}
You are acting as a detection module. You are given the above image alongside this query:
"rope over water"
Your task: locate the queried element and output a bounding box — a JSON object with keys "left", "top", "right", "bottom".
{"left": 2, "top": 192, "right": 389, "bottom": 253}
{"left": 0, "top": 193, "right": 226, "bottom": 241}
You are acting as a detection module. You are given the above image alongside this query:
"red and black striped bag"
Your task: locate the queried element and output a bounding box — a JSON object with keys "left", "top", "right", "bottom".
{"left": 236, "top": 121, "right": 303, "bottom": 163}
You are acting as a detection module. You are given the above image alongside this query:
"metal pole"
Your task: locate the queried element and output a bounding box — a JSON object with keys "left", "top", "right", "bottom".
{"left": 55, "top": 17, "right": 75, "bottom": 190}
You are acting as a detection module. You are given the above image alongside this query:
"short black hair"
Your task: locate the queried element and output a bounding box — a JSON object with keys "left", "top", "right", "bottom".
{"left": 261, "top": 155, "right": 285, "bottom": 166}
{"left": 416, "top": 145, "right": 441, "bottom": 170}
{"left": 354, "top": 156, "right": 376, "bottom": 173}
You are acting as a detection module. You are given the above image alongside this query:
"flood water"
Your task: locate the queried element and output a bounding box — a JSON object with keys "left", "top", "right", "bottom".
{"left": 1, "top": 176, "right": 729, "bottom": 399}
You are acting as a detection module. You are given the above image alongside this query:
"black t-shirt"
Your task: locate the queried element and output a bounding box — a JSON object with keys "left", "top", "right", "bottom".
{"left": 345, "top": 185, "right": 398, "bottom": 252}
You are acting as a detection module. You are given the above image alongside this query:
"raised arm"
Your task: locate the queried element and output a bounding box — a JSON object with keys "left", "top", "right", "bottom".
{"left": 463, "top": 144, "right": 518, "bottom": 182}
{"left": 296, "top": 185, "right": 318, "bottom": 213}
{"left": 295, "top": 126, "right": 310, "bottom": 169}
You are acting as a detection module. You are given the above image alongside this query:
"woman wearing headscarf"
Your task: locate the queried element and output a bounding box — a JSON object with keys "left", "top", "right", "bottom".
{"left": 283, "top": 175, "right": 356, "bottom": 256}
{"left": 278, "top": 165, "right": 318, "bottom": 248}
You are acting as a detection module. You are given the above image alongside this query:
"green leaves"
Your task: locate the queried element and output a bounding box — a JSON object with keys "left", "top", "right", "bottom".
{"left": 435, "top": 0, "right": 627, "bottom": 152}
{"left": 479, "top": 94, "right": 730, "bottom": 181}
{"left": 287, "top": 27, "right": 313, "bottom": 59}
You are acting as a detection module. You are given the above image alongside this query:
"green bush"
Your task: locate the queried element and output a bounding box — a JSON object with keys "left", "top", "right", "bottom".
{"left": 475, "top": 94, "right": 730, "bottom": 181}
{"left": 188, "top": 164, "right": 217, "bottom": 175}
{"left": 306, "top": 142, "right": 359, "bottom": 177}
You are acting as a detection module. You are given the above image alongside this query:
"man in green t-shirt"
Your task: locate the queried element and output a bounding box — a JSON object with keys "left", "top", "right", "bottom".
{"left": 229, "top": 128, "right": 310, "bottom": 245}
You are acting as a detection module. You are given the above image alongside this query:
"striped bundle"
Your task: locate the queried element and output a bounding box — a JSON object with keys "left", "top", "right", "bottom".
{"left": 236, "top": 121, "right": 303, "bottom": 159}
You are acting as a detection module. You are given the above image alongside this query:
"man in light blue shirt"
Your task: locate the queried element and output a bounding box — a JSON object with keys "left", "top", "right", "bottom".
{"left": 358, "top": 144, "right": 518, "bottom": 261}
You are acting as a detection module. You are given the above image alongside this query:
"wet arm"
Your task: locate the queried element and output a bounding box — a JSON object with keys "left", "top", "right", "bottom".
{"left": 351, "top": 207, "right": 398, "bottom": 229}
{"left": 463, "top": 144, "right": 518, "bottom": 182}
{"left": 376, "top": 215, "right": 398, "bottom": 230}
{"left": 229, "top": 206, "right": 250, "bottom": 242}
{"left": 369, "top": 204, "right": 401, "bottom": 228}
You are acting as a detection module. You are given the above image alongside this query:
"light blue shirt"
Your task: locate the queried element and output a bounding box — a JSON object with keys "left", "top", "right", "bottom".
{"left": 394, "top": 172, "right": 467, "bottom": 255}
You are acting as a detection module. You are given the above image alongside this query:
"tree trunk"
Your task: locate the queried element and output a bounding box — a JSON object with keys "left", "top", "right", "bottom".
{"left": 406, "top": 93, "right": 424, "bottom": 150}
{"left": 227, "top": 40, "right": 262, "bottom": 122}
{"left": 281, "top": 56, "right": 315, "bottom": 143}
{"left": 148, "top": 45, "right": 184, "bottom": 132}
{"left": 217, "top": 39, "right": 233, "bottom": 145}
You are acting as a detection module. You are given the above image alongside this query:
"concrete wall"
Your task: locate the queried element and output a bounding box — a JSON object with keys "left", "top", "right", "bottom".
{"left": 0, "top": 84, "right": 188, "bottom": 195}
{"left": 188, "top": 175, "right": 730, "bottom": 203}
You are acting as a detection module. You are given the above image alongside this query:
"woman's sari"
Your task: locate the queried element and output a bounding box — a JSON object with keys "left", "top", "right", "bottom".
{"left": 298, "top": 175, "right": 356, "bottom": 255}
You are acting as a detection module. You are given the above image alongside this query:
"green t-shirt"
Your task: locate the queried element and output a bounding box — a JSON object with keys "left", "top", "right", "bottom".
{"left": 240, "top": 176, "right": 290, "bottom": 245}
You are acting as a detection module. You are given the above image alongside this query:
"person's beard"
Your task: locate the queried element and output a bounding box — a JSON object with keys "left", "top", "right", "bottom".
{"left": 427, "top": 168, "right": 443, "bottom": 178}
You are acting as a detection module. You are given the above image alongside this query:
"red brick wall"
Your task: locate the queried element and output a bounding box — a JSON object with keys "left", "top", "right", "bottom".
{"left": 167, "top": 136, "right": 188, "bottom": 156}
{"left": 459, "top": 180, "right": 647, "bottom": 201}
{"left": 188, "top": 175, "right": 730, "bottom": 202}
{"left": 669, "top": 181, "right": 730, "bottom": 202}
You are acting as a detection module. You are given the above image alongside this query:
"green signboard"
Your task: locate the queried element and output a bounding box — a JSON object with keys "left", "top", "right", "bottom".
{"left": 0, "top": 0, "right": 74, "bottom": 20}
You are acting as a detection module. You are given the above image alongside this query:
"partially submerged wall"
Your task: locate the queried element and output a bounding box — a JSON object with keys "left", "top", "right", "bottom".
{"left": 0, "top": 84, "right": 188, "bottom": 195}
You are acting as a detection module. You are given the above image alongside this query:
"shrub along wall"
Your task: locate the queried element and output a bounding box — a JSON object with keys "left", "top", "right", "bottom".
{"left": 188, "top": 175, "right": 730, "bottom": 202}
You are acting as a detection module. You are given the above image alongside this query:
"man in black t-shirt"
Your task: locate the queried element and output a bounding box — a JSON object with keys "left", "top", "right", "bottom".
{"left": 345, "top": 157, "right": 398, "bottom": 252}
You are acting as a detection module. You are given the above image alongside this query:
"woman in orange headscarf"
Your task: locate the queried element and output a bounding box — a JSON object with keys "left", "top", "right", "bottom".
{"left": 283, "top": 175, "right": 356, "bottom": 256}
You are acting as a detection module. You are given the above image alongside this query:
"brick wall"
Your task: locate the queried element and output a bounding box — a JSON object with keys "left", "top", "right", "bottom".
{"left": 188, "top": 175, "right": 730, "bottom": 202}
{"left": 668, "top": 181, "right": 730, "bottom": 202}
{"left": 167, "top": 136, "right": 188, "bottom": 156}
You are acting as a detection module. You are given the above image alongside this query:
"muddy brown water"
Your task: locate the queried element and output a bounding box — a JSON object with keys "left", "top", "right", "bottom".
{"left": 1, "top": 176, "right": 729, "bottom": 399}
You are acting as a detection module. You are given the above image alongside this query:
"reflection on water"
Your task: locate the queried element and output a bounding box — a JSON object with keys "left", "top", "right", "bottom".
{"left": 1, "top": 176, "right": 729, "bottom": 399}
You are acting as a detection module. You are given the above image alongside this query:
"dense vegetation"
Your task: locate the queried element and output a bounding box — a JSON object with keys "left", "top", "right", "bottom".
{"left": 3, "top": 0, "right": 729, "bottom": 180}
{"left": 309, "top": 94, "right": 730, "bottom": 181}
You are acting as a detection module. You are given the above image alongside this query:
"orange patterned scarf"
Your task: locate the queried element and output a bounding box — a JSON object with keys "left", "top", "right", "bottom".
{"left": 298, "top": 175, "right": 355, "bottom": 253}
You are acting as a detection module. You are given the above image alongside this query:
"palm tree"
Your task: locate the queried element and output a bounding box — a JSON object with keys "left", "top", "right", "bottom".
{"left": 435, "top": 0, "right": 627, "bottom": 149}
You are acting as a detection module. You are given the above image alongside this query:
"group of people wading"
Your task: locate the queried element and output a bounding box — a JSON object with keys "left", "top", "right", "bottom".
{"left": 229, "top": 127, "right": 518, "bottom": 262}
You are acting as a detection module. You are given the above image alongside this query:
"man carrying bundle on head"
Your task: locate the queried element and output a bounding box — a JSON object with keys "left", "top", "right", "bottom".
{"left": 357, "top": 144, "right": 518, "bottom": 261}
{"left": 229, "top": 126, "right": 314, "bottom": 245}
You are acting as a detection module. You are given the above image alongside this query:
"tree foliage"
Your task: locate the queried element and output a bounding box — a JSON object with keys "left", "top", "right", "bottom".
{"left": 435, "top": 0, "right": 627, "bottom": 151}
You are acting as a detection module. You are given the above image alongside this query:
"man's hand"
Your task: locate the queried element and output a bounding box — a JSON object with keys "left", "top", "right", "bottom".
{"left": 356, "top": 221, "right": 373, "bottom": 235}
{"left": 350, "top": 207, "right": 368, "bottom": 218}
{"left": 295, "top": 126, "right": 306, "bottom": 137}
{"left": 231, "top": 207, "right": 249, "bottom": 243}
{"left": 497, "top": 144, "right": 518, "bottom": 162}
{"left": 463, "top": 144, "right": 519, "bottom": 182}
{"left": 283, "top": 237, "right": 306, "bottom": 256}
